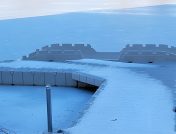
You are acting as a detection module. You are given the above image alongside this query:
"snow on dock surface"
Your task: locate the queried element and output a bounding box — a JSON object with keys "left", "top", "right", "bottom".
{"left": 0, "top": 60, "right": 174, "bottom": 134}
{"left": 69, "top": 67, "right": 174, "bottom": 134}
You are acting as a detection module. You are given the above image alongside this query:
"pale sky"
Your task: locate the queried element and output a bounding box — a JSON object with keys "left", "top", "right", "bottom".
{"left": 0, "top": 0, "right": 176, "bottom": 19}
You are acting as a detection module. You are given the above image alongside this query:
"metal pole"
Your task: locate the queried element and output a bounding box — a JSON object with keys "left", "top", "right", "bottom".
{"left": 46, "top": 85, "right": 53, "bottom": 133}
{"left": 174, "top": 106, "right": 176, "bottom": 131}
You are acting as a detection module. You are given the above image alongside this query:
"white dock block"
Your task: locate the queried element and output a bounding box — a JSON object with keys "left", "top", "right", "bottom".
{"left": 65, "top": 72, "right": 77, "bottom": 86}
{"left": 1, "top": 71, "right": 13, "bottom": 85}
{"left": 72, "top": 73, "right": 80, "bottom": 81}
{"left": 34, "top": 72, "right": 45, "bottom": 86}
{"left": 23, "top": 72, "right": 34, "bottom": 85}
{"left": 86, "top": 77, "right": 95, "bottom": 85}
{"left": 55, "top": 72, "right": 66, "bottom": 86}
{"left": 13, "top": 72, "right": 23, "bottom": 85}
{"left": 45, "top": 72, "right": 56, "bottom": 86}
{"left": 79, "top": 74, "right": 87, "bottom": 83}
{"left": 94, "top": 78, "right": 104, "bottom": 86}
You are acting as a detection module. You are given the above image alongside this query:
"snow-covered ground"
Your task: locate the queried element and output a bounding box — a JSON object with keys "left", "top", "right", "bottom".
{"left": 0, "top": 60, "right": 174, "bottom": 134}
{"left": 0, "top": 85, "right": 93, "bottom": 134}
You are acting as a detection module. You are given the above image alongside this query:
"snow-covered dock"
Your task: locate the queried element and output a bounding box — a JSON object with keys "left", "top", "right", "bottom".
{"left": 0, "top": 60, "right": 174, "bottom": 134}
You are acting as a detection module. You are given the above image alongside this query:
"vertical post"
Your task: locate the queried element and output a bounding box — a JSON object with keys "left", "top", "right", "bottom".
{"left": 46, "top": 85, "right": 53, "bottom": 133}
{"left": 175, "top": 113, "right": 176, "bottom": 132}
{"left": 173, "top": 106, "right": 176, "bottom": 131}
{"left": 174, "top": 87, "right": 176, "bottom": 132}
{"left": 76, "top": 81, "right": 79, "bottom": 88}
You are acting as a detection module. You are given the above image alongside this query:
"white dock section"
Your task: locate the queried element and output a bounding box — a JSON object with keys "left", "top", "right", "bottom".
{"left": 0, "top": 69, "right": 105, "bottom": 88}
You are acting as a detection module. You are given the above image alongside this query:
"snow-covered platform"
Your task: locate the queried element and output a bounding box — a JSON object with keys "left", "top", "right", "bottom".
{"left": 0, "top": 60, "right": 174, "bottom": 134}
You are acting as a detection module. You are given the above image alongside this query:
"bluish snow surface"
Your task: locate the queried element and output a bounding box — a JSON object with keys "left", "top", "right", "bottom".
{"left": 0, "top": 4, "right": 176, "bottom": 60}
{"left": 69, "top": 65, "right": 174, "bottom": 134}
{"left": 0, "top": 86, "right": 92, "bottom": 134}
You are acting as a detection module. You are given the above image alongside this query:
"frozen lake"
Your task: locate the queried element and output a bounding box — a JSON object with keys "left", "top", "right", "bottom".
{"left": 0, "top": 0, "right": 174, "bottom": 20}
{"left": 0, "top": 4, "right": 176, "bottom": 61}
{"left": 0, "top": 86, "right": 93, "bottom": 134}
